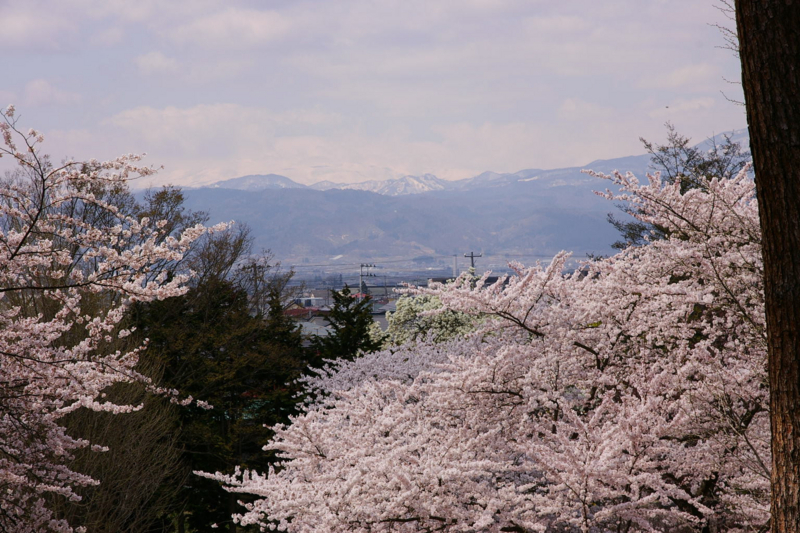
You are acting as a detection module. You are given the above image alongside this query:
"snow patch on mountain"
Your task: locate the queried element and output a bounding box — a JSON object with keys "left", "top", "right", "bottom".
{"left": 209, "top": 174, "right": 306, "bottom": 191}
{"left": 313, "top": 174, "right": 449, "bottom": 196}
{"left": 204, "top": 128, "right": 748, "bottom": 197}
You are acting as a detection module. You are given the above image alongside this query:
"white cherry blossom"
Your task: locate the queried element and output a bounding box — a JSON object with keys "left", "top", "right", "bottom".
{"left": 208, "top": 166, "right": 767, "bottom": 532}
{"left": 0, "top": 108, "right": 220, "bottom": 532}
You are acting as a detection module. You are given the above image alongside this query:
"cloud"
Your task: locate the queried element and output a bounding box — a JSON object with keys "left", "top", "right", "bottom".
{"left": 108, "top": 104, "right": 254, "bottom": 155}
{"left": 23, "top": 80, "right": 81, "bottom": 107}
{"left": 0, "top": 5, "right": 76, "bottom": 50}
{"left": 101, "top": 104, "right": 541, "bottom": 185}
{"left": 522, "top": 15, "right": 591, "bottom": 34}
{"left": 558, "top": 99, "right": 613, "bottom": 121}
{"left": 181, "top": 58, "right": 255, "bottom": 83}
{"left": 91, "top": 27, "right": 125, "bottom": 46}
{"left": 135, "top": 52, "right": 179, "bottom": 75}
{"left": 649, "top": 98, "right": 716, "bottom": 120}
{"left": 639, "top": 63, "right": 720, "bottom": 90}
{"left": 0, "top": 0, "right": 747, "bottom": 192}
{"left": 103, "top": 103, "right": 576, "bottom": 185}
{"left": 106, "top": 104, "right": 341, "bottom": 157}
{"left": 170, "top": 8, "right": 290, "bottom": 48}
{"left": 94, "top": 96, "right": 739, "bottom": 190}
{"left": 67, "top": 0, "right": 217, "bottom": 24}
{"left": 0, "top": 91, "right": 18, "bottom": 107}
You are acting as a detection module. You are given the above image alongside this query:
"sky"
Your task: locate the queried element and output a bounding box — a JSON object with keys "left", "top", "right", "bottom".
{"left": 1, "top": 0, "right": 746, "bottom": 188}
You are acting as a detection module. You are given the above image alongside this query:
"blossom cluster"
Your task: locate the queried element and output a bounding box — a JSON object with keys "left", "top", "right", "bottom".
{"left": 208, "top": 166, "right": 767, "bottom": 532}
{"left": 0, "top": 108, "right": 220, "bottom": 531}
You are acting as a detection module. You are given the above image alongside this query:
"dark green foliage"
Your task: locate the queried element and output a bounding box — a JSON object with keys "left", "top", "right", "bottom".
{"left": 131, "top": 277, "right": 309, "bottom": 533}
{"left": 38, "top": 185, "right": 212, "bottom": 533}
{"left": 47, "top": 371, "right": 185, "bottom": 533}
{"left": 607, "top": 213, "right": 669, "bottom": 250}
{"left": 609, "top": 123, "right": 750, "bottom": 249}
{"left": 311, "top": 285, "right": 385, "bottom": 363}
{"left": 37, "top": 181, "right": 304, "bottom": 532}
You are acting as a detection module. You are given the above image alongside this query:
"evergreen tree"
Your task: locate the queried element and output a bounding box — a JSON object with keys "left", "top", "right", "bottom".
{"left": 311, "top": 285, "right": 385, "bottom": 363}
{"left": 130, "top": 276, "right": 309, "bottom": 533}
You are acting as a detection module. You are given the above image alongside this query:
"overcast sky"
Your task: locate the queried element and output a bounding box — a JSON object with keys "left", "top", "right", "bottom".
{"left": 1, "top": 0, "right": 746, "bottom": 188}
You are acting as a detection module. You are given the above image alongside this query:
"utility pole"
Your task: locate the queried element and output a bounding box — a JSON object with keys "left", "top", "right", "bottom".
{"left": 464, "top": 252, "right": 482, "bottom": 270}
{"left": 452, "top": 255, "right": 458, "bottom": 278}
{"left": 359, "top": 263, "right": 377, "bottom": 301}
{"left": 464, "top": 252, "right": 482, "bottom": 288}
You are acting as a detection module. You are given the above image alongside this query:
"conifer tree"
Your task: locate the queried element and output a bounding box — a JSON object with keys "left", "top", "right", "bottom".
{"left": 311, "top": 285, "right": 384, "bottom": 363}
{"left": 131, "top": 275, "right": 309, "bottom": 532}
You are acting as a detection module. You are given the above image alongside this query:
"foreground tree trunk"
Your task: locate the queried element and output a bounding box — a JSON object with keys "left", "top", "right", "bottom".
{"left": 735, "top": 2, "right": 800, "bottom": 531}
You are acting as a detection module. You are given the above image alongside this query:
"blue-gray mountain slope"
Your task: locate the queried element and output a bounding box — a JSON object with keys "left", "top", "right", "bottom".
{"left": 182, "top": 152, "right": 656, "bottom": 260}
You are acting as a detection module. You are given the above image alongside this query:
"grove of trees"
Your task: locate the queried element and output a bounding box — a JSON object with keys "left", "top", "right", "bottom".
{"left": 1, "top": 106, "right": 775, "bottom": 532}
{"left": 128, "top": 259, "right": 310, "bottom": 533}
{"left": 0, "top": 105, "right": 224, "bottom": 531}
{"left": 0, "top": 107, "right": 324, "bottom": 533}
{"left": 207, "top": 158, "right": 769, "bottom": 531}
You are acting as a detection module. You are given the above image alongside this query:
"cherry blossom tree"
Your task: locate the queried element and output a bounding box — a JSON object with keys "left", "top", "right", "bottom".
{"left": 207, "top": 162, "right": 768, "bottom": 532}
{"left": 0, "top": 106, "right": 222, "bottom": 532}
{"left": 384, "top": 294, "right": 475, "bottom": 347}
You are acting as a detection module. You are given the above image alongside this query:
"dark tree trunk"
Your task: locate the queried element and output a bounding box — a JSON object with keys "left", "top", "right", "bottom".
{"left": 735, "top": 1, "right": 800, "bottom": 531}
{"left": 229, "top": 492, "right": 238, "bottom": 533}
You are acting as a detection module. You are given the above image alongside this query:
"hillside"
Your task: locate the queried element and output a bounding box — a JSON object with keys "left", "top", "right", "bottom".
{"left": 182, "top": 152, "right": 656, "bottom": 262}
{"left": 183, "top": 129, "right": 749, "bottom": 262}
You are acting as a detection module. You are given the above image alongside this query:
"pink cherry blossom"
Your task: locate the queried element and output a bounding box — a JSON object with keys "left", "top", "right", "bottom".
{"left": 0, "top": 108, "right": 220, "bottom": 532}
{"left": 207, "top": 166, "right": 767, "bottom": 532}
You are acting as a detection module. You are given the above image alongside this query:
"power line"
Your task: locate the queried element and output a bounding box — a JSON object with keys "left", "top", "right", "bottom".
{"left": 359, "top": 263, "right": 377, "bottom": 299}
{"left": 287, "top": 253, "right": 576, "bottom": 269}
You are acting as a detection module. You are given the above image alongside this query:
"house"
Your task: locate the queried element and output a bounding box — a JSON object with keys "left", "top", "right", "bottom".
{"left": 294, "top": 296, "right": 326, "bottom": 308}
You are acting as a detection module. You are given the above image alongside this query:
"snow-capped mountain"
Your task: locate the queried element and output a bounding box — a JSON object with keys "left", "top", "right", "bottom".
{"left": 446, "top": 169, "right": 542, "bottom": 190}
{"left": 310, "top": 174, "right": 448, "bottom": 195}
{"left": 208, "top": 174, "right": 306, "bottom": 191}
{"left": 203, "top": 128, "right": 749, "bottom": 197}
{"left": 308, "top": 180, "right": 339, "bottom": 191}
{"left": 184, "top": 128, "right": 749, "bottom": 261}
{"left": 206, "top": 173, "right": 449, "bottom": 196}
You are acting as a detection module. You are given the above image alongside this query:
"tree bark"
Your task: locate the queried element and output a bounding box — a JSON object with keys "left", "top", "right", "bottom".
{"left": 735, "top": 2, "right": 800, "bottom": 531}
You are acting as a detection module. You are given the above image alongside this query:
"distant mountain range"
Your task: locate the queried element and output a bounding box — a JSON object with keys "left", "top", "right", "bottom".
{"left": 208, "top": 173, "right": 306, "bottom": 191}
{"left": 181, "top": 130, "right": 748, "bottom": 263}
{"left": 309, "top": 173, "right": 448, "bottom": 195}
{"left": 199, "top": 163, "right": 630, "bottom": 198}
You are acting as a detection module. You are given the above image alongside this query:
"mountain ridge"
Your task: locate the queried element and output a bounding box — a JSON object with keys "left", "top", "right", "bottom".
{"left": 191, "top": 128, "right": 750, "bottom": 197}
{"left": 179, "top": 129, "right": 749, "bottom": 262}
